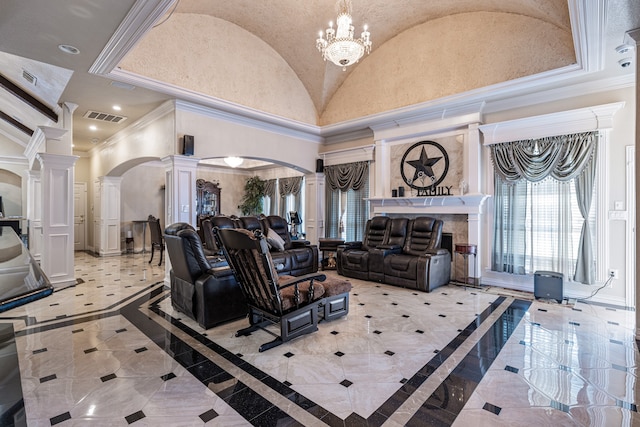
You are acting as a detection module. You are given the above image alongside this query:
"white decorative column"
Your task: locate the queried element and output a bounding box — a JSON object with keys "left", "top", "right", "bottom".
{"left": 465, "top": 123, "right": 485, "bottom": 281}
{"left": 26, "top": 170, "right": 42, "bottom": 261}
{"left": 163, "top": 155, "right": 200, "bottom": 227}
{"left": 374, "top": 139, "right": 391, "bottom": 198}
{"left": 163, "top": 155, "right": 199, "bottom": 287}
{"left": 304, "top": 173, "right": 324, "bottom": 243}
{"left": 624, "top": 28, "right": 640, "bottom": 339}
{"left": 37, "top": 152, "right": 79, "bottom": 288}
{"left": 93, "top": 176, "right": 122, "bottom": 256}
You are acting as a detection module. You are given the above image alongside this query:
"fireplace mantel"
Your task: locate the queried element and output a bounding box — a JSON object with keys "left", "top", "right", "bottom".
{"left": 367, "top": 194, "right": 490, "bottom": 215}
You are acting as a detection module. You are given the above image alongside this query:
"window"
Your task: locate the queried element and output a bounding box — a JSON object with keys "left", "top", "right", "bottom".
{"left": 490, "top": 131, "right": 602, "bottom": 284}
{"left": 494, "top": 176, "right": 598, "bottom": 281}
{"left": 324, "top": 161, "right": 369, "bottom": 241}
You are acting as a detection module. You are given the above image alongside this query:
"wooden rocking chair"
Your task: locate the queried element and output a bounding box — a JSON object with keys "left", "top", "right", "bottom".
{"left": 215, "top": 227, "right": 328, "bottom": 352}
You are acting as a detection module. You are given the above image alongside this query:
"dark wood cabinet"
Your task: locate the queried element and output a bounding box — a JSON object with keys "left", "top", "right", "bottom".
{"left": 196, "top": 179, "right": 221, "bottom": 236}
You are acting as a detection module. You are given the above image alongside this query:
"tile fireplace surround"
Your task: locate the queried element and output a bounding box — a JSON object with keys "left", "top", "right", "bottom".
{"left": 367, "top": 194, "right": 490, "bottom": 283}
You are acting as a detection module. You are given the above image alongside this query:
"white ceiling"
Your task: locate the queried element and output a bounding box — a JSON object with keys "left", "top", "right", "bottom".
{"left": 0, "top": 0, "right": 637, "bottom": 154}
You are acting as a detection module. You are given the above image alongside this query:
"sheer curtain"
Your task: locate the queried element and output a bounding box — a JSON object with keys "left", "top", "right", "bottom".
{"left": 490, "top": 131, "right": 598, "bottom": 284}
{"left": 263, "top": 179, "right": 277, "bottom": 215}
{"left": 278, "top": 176, "right": 303, "bottom": 218}
{"left": 324, "top": 161, "right": 369, "bottom": 240}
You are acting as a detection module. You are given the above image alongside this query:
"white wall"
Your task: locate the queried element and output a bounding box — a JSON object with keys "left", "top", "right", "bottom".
{"left": 175, "top": 108, "right": 321, "bottom": 174}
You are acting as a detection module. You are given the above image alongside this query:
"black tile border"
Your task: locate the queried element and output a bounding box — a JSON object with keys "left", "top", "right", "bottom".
{"left": 148, "top": 292, "right": 511, "bottom": 426}
{"left": 406, "top": 298, "right": 531, "bottom": 426}
{"left": 0, "top": 323, "right": 25, "bottom": 426}
{"left": 10, "top": 282, "right": 516, "bottom": 427}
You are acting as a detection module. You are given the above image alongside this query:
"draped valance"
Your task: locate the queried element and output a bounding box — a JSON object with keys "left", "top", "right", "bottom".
{"left": 278, "top": 176, "right": 302, "bottom": 196}
{"left": 490, "top": 131, "right": 598, "bottom": 183}
{"left": 263, "top": 179, "right": 276, "bottom": 196}
{"left": 324, "top": 161, "right": 369, "bottom": 191}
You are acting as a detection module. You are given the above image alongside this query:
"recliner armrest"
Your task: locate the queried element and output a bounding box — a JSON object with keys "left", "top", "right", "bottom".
{"left": 377, "top": 244, "right": 402, "bottom": 250}
{"left": 371, "top": 245, "right": 402, "bottom": 257}
{"left": 207, "top": 265, "right": 234, "bottom": 278}
{"left": 290, "top": 240, "right": 311, "bottom": 248}
{"left": 341, "top": 241, "right": 362, "bottom": 250}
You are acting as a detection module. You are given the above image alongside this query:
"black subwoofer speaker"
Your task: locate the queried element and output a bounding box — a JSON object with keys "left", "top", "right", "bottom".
{"left": 183, "top": 135, "right": 194, "bottom": 156}
{"left": 534, "top": 271, "right": 563, "bottom": 303}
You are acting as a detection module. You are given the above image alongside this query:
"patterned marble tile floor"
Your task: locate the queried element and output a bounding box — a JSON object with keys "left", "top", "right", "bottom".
{"left": 1, "top": 251, "right": 638, "bottom": 426}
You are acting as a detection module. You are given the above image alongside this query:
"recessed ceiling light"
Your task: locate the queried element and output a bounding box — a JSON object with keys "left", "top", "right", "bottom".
{"left": 58, "top": 44, "right": 80, "bottom": 55}
{"left": 112, "top": 105, "right": 121, "bottom": 111}
{"left": 89, "top": 125, "right": 97, "bottom": 131}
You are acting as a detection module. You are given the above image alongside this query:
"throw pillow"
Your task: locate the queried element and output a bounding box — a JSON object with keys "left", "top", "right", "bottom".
{"left": 266, "top": 228, "right": 286, "bottom": 251}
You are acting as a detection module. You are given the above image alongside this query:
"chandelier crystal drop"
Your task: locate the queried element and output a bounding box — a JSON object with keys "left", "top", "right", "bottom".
{"left": 316, "top": 0, "right": 371, "bottom": 71}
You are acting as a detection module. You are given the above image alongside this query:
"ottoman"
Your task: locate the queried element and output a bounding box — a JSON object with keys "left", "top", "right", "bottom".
{"left": 319, "top": 275, "right": 352, "bottom": 321}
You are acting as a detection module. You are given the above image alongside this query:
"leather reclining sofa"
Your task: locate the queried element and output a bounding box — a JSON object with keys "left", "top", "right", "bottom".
{"left": 337, "top": 216, "right": 451, "bottom": 292}
{"left": 204, "top": 214, "right": 319, "bottom": 276}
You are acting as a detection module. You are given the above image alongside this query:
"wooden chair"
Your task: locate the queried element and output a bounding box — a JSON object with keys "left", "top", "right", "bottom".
{"left": 148, "top": 215, "right": 164, "bottom": 266}
{"left": 215, "top": 227, "right": 328, "bottom": 352}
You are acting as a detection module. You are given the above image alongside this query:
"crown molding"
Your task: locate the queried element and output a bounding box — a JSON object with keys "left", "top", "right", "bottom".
{"left": 321, "top": 145, "right": 375, "bottom": 166}
{"left": 479, "top": 102, "right": 624, "bottom": 145}
{"left": 109, "top": 69, "right": 323, "bottom": 143}
{"left": 89, "top": 0, "right": 176, "bottom": 75}
{"left": 0, "top": 155, "right": 28, "bottom": 166}
{"left": 569, "top": 0, "right": 606, "bottom": 72}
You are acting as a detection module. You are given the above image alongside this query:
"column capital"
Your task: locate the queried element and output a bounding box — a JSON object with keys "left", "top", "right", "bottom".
{"left": 35, "top": 152, "right": 79, "bottom": 170}
{"left": 63, "top": 102, "right": 79, "bottom": 114}
{"left": 162, "top": 154, "right": 200, "bottom": 170}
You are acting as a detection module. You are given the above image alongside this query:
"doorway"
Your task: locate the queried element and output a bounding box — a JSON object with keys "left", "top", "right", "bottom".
{"left": 74, "top": 182, "right": 87, "bottom": 251}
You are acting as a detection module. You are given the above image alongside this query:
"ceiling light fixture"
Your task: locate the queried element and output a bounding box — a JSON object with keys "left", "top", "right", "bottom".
{"left": 112, "top": 105, "right": 121, "bottom": 111}
{"left": 58, "top": 44, "right": 80, "bottom": 55}
{"left": 89, "top": 125, "right": 97, "bottom": 131}
{"left": 224, "top": 157, "right": 244, "bottom": 168}
{"left": 316, "top": 0, "right": 371, "bottom": 71}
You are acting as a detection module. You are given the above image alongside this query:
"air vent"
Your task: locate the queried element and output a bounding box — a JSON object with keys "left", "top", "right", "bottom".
{"left": 83, "top": 110, "right": 128, "bottom": 124}
{"left": 22, "top": 69, "right": 37, "bottom": 86}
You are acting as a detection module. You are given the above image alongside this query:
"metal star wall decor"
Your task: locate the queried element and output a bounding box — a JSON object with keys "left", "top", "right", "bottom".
{"left": 400, "top": 141, "right": 450, "bottom": 196}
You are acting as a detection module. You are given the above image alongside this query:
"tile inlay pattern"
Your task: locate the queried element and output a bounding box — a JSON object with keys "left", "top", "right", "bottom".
{"left": 3, "top": 252, "right": 640, "bottom": 426}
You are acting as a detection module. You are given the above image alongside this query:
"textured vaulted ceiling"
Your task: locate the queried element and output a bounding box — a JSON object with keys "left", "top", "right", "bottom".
{"left": 0, "top": 0, "right": 637, "bottom": 152}
{"left": 120, "top": 0, "right": 575, "bottom": 124}
{"left": 174, "top": 0, "right": 572, "bottom": 113}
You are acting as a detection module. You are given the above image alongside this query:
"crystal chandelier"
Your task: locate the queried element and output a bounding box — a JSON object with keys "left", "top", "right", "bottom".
{"left": 316, "top": 0, "right": 371, "bottom": 71}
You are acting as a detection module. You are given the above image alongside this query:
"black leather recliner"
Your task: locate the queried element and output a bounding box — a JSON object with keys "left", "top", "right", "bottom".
{"left": 383, "top": 217, "right": 451, "bottom": 292}
{"left": 164, "top": 222, "right": 247, "bottom": 329}
{"left": 207, "top": 214, "right": 319, "bottom": 276}
{"left": 368, "top": 217, "right": 409, "bottom": 282}
{"left": 336, "top": 216, "right": 390, "bottom": 280}
{"left": 262, "top": 215, "right": 319, "bottom": 276}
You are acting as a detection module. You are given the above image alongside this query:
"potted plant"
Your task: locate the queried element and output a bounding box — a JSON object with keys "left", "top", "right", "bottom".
{"left": 238, "top": 176, "right": 265, "bottom": 215}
